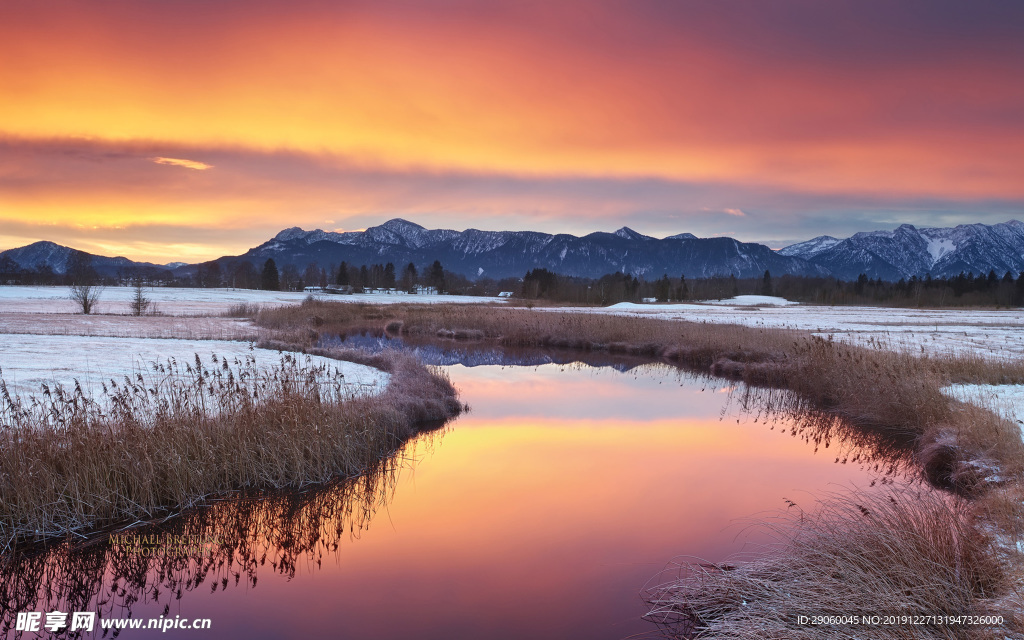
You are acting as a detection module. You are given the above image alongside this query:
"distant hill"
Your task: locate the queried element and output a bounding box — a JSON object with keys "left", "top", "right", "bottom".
{"left": 779, "top": 221, "right": 1024, "bottom": 280}
{"left": 0, "top": 241, "right": 176, "bottom": 278}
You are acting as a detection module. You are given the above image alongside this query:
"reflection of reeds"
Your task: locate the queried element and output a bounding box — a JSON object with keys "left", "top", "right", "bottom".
{"left": 724, "top": 384, "right": 918, "bottom": 480}
{"left": 0, "top": 348, "right": 461, "bottom": 549}
{"left": 0, "top": 430, "right": 442, "bottom": 636}
{"left": 644, "top": 488, "right": 1017, "bottom": 639}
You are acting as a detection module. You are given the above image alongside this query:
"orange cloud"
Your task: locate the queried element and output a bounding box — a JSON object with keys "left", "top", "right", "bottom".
{"left": 152, "top": 157, "right": 212, "bottom": 170}
{"left": 0, "top": 1, "right": 1022, "bottom": 260}
{"left": 1, "top": 2, "right": 1021, "bottom": 199}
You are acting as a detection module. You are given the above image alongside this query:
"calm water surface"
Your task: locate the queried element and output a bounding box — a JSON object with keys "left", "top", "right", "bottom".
{"left": 2, "top": 360, "right": 908, "bottom": 639}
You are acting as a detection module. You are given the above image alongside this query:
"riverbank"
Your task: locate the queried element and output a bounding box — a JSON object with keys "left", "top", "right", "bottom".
{"left": 259, "top": 299, "right": 1024, "bottom": 636}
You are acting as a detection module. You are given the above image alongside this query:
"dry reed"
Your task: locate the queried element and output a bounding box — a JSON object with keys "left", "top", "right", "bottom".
{"left": 0, "top": 347, "right": 461, "bottom": 549}
{"left": 644, "top": 488, "right": 1017, "bottom": 639}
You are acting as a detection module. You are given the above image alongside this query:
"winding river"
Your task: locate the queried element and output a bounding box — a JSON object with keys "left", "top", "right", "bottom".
{"left": 0, "top": 349, "right": 915, "bottom": 638}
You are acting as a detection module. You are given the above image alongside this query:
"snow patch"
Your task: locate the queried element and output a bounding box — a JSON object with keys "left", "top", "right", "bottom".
{"left": 0, "top": 334, "right": 389, "bottom": 400}
{"left": 941, "top": 384, "right": 1024, "bottom": 441}
{"left": 703, "top": 295, "right": 798, "bottom": 307}
{"left": 606, "top": 296, "right": 797, "bottom": 309}
{"left": 926, "top": 237, "right": 956, "bottom": 262}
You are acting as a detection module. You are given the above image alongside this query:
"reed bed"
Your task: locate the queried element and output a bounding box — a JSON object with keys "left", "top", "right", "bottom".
{"left": 0, "top": 347, "right": 461, "bottom": 550}
{"left": 644, "top": 488, "right": 1017, "bottom": 639}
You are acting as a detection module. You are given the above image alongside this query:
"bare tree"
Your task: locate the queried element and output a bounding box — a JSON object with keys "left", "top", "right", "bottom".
{"left": 69, "top": 283, "right": 102, "bottom": 315}
{"left": 129, "top": 279, "right": 151, "bottom": 316}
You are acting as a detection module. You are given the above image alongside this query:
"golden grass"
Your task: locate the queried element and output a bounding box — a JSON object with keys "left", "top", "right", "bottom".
{"left": 645, "top": 489, "right": 1018, "bottom": 639}
{"left": 0, "top": 347, "right": 461, "bottom": 550}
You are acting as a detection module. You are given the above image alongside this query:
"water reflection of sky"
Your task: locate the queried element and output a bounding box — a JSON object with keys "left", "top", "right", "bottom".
{"left": 4, "top": 362, "right": 899, "bottom": 639}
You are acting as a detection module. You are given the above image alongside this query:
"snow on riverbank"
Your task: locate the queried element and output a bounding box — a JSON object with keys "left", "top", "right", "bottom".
{"left": 0, "top": 286, "right": 505, "bottom": 315}
{"left": 563, "top": 301, "right": 1024, "bottom": 361}
{"left": 941, "top": 384, "right": 1024, "bottom": 439}
{"left": 0, "top": 334, "right": 389, "bottom": 400}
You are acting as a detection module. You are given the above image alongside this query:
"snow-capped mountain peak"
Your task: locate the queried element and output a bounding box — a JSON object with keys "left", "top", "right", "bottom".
{"left": 613, "top": 226, "right": 652, "bottom": 241}
{"left": 780, "top": 220, "right": 1024, "bottom": 279}
{"left": 273, "top": 227, "right": 309, "bottom": 242}
{"left": 379, "top": 218, "right": 426, "bottom": 234}
{"left": 777, "top": 235, "right": 841, "bottom": 259}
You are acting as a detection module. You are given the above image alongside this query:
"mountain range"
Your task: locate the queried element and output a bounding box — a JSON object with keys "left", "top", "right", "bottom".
{"left": 220, "top": 218, "right": 824, "bottom": 280}
{"left": 779, "top": 220, "right": 1024, "bottom": 280}
{"left": 2, "top": 219, "right": 1022, "bottom": 283}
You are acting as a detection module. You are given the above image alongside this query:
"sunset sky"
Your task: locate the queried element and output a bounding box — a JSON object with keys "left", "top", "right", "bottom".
{"left": 2, "top": 0, "right": 1022, "bottom": 263}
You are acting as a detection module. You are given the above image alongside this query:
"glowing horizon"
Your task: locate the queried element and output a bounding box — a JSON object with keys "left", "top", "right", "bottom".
{"left": 2, "top": 1, "right": 1022, "bottom": 262}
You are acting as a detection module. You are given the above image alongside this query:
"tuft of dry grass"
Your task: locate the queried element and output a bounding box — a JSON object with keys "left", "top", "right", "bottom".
{"left": 0, "top": 347, "right": 461, "bottom": 550}
{"left": 222, "top": 302, "right": 262, "bottom": 318}
{"left": 645, "top": 488, "right": 1019, "bottom": 639}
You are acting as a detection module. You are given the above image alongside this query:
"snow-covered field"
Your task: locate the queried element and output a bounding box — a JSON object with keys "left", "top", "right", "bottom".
{"left": 564, "top": 296, "right": 1024, "bottom": 361}
{"left": 0, "top": 286, "right": 504, "bottom": 315}
{"left": 942, "top": 384, "right": 1024, "bottom": 438}
{"left": 0, "top": 335, "right": 389, "bottom": 400}
{"left": 9, "top": 285, "right": 1017, "bottom": 362}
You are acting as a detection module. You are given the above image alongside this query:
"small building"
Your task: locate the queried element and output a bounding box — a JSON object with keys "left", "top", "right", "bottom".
{"left": 324, "top": 284, "right": 353, "bottom": 295}
{"left": 498, "top": 291, "right": 514, "bottom": 298}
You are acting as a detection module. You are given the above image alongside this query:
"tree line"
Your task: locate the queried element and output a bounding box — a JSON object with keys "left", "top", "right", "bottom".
{"left": 4, "top": 250, "right": 1023, "bottom": 307}
{"left": 518, "top": 268, "right": 1024, "bottom": 307}
{"left": 250, "top": 258, "right": 451, "bottom": 293}
{"left": 0, "top": 251, "right": 465, "bottom": 295}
